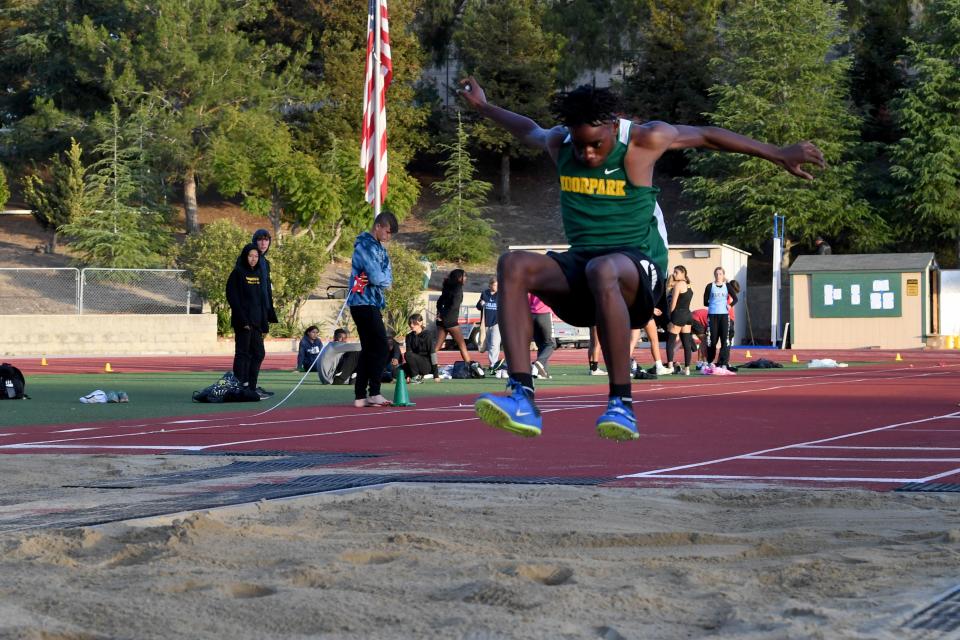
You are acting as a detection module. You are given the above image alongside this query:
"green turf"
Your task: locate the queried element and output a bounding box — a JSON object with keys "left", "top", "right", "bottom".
{"left": 2, "top": 361, "right": 876, "bottom": 429}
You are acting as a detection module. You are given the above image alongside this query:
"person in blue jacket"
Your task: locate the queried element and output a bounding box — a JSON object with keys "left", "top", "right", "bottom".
{"left": 347, "top": 211, "right": 399, "bottom": 407}
{"left": 297, "top": 325, "right": 323, "bottom": 372}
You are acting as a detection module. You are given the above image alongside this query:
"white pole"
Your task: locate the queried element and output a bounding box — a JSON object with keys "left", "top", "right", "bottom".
{"left": 372, "top": 0, "right": 383, "bottom": 218}
{"left": 770, "top": 215, "right": 783, "bottom": 346}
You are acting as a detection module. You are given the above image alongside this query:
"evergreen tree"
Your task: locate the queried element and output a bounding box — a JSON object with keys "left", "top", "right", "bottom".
{"left": 889, "top": 0, "right": 960, "bottom": 263}
{"left": 683, "top": 0, "right": 887, "bottom": 253}
{"left": 22, "top": 138, "right": 89, "bottom": 254}
{"left": 60, "top": 106, "right": 173, "bottom": 268}
{"left": 620, "top": 0, "right": 722, "bottom": 126}
{"left": 455, "top": 0, "right": 563, "bottom": 204}
{"left": 543, "top": 0, "right": 633, "bottom": 87}
{"left": 427, "top": 113, "right": 495, "bottom": 263}
{"left": 0, "top": 163, "right": 9, "bottom": 210}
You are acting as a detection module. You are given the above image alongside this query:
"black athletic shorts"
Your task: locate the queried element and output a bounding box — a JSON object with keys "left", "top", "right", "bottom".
{"left": 691, "top": 319, "right": 706, "bottom": 335}
{"left": 545, "top": 247, "right": 665, "bottom": 329}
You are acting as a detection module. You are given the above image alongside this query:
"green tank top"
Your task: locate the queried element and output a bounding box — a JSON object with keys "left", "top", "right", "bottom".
{"left": 557, "top": 119, "right": 668, "bottom": 274}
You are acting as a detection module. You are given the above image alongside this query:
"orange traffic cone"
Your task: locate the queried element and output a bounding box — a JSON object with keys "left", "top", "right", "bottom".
{"left": 40, "top": 357, "right": 47, "bottom": 366}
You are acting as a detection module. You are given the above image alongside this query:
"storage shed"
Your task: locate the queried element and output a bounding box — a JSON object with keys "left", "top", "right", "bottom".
{"left": 789, "top": 253, "right": 939, "bottom": 350}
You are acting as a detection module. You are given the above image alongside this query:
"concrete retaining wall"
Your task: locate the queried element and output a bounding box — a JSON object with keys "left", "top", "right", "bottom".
{"left": 0, "top": 314, "right": 294, "bottom": 357}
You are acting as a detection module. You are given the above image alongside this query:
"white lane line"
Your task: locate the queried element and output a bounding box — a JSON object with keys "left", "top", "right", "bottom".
{"left": 619, "top": 411, "right": 960, "bottom": 479}
{"left": 746, "top": 455, "right": 960, "bottom": 462}
{"left": 799, "top": 445, "right": 960, "bottom": 451}
{"left": 2, "top": 416, "right": 480, "bottom": 451}
{"left": 918, "top": 465, "right": 960, "bottom": 483}
{"left": 50, "top": 428, "right": 99, "bottom": 433}
{"left": 629, "top": 474, "right": 920, "bottom": 483}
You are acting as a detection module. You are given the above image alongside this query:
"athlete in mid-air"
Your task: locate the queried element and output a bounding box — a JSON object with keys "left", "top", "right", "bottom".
{"left": 462, "top": 76, "right": 824, "bottom": 441}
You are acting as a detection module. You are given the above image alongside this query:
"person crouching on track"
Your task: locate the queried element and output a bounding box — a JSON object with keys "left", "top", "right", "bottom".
{"left": 347, "top": 211, "right": 399, "bottom": 408}
{"left": 226, "top": 243, "right": 268, "bottom": 400}
{"left": 404, "top": 313, "right": 438, "bottom": 383}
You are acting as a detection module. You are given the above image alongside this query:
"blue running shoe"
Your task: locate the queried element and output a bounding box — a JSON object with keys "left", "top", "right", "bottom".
{"left": 475, "top": 378, "right": 542, "bottom": 437}
{"left": 596, "top": 397, "right": 639, "bottom": 441}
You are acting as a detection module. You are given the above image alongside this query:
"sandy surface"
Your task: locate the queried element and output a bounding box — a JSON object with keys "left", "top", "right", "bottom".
{"left": 0, "top": 453, "right": 958, "bottom": 640}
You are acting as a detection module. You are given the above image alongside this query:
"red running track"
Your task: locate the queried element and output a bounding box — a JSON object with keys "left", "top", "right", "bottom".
{"left": 3, "top": 358, "right": 959, "bottom": 492}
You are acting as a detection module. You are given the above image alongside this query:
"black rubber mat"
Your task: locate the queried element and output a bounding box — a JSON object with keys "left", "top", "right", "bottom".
{"left": 896, "top": 483, "right": 960, "bottom": 493}
{"left": 901, "top": 584, "right": 960, "bottom": 637}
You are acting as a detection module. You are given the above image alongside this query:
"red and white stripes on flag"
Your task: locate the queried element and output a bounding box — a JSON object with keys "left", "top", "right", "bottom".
{"left": 361, "top": 0, "right": 392, "bottom": 211}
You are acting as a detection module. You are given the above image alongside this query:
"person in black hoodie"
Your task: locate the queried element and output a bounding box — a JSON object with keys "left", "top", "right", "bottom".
{"left": 226, "top": 243, "right": 268, "bottom": 399}
{"left": 433, "top": 269, "right": 481, "bottom": 378}
{"left": 251, "top": 229, "right": 279, "bottom": 398}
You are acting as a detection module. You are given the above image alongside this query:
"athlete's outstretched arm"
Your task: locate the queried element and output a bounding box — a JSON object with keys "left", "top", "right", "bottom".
{"left": 459, "top": 77, "right": 562, "bottom": 155}
{"left": 636, "top": 122, "right": 826, "bottom": 180}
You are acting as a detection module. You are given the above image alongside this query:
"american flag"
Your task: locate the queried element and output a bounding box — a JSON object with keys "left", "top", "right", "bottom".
{"left": 360, "top": 0, "right": 392, "bottom": 210}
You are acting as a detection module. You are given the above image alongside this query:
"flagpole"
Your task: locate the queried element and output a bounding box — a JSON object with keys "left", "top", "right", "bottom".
{"left": 372, "top": 0, "right": 383, "bottom": 218}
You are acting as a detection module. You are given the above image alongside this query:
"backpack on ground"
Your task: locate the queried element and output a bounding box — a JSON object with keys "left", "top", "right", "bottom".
{"left": 0, "top": 363, "right": 28, "bottom": 399}
{"left": 192, "top": 371, "right": 260, "bottom": 403}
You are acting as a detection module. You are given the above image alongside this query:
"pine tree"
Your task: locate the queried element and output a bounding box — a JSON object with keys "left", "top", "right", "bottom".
{"left": 455, "top": 0, "right": 562, "bottom": 204}
{"left": 0, "top": 163, "right": 9, "bottom": 210}
{"left": 60, "top": 105, "right": 173, "bottom": 268}
{"left": 889, "top": 0, "right": 960, "bottom": 263}
{"left": 683, "top": 0, "right": 887, "bottom": 253}
{"left": 22, "top": 138, "right": 88, "bottom": 254}
{"left": 427, "top": 113, "right": 495, "bottom": 263}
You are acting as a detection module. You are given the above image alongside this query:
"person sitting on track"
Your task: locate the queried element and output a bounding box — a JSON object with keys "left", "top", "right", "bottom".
{"left": 462, "top": 76, "right": 824, "bottom": 441}
{"left": 297, "top": 325, "right": 323, "bottom": 373}
{"left": 317, "top": 328, "right": 361, "bottom": 385}
{"left": 404, "top": 313, "right": 438, "bottom": 383}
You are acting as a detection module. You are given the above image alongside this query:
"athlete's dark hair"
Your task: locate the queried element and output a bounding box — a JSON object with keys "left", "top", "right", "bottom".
{"left": 442, "top": 268, "right": 466, "bottom": 290}
{"left": 374, "top": 210, "right": 399, "bottom": 233}
{"left": 551, "top": 85, "right": 621, "bottom": 127}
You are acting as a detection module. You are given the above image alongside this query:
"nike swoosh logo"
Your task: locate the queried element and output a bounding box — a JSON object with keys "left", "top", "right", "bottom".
{"left": 516, "top": 410, "right": 532, "bottom": 416}
{"left": 604, "top": 168, "right": 621, "bottom": 175}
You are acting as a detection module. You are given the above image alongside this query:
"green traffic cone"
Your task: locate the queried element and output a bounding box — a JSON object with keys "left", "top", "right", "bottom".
{"left": 392, "top": 373, "right": 416, "bottom": 407}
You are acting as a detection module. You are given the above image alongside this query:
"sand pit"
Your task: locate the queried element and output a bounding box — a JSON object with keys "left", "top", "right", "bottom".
{"left": 1, "top": 464, "right": 958, "bottom": 639}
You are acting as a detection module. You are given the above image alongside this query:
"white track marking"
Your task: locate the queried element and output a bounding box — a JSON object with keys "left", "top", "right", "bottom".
{"left": 918, "top": 465, "right": 960, "bottom": 483}
{"left": 635, "top": 474, "right": 923, "bottom": 483}
{"left": 746, "top": 455, "right": 960, "bottom": 462}
{"left": 620, "top": 411, "right": 960, "bottom": 479}
{"left": 799, "top": 445, "right": 960, "bottom": 451}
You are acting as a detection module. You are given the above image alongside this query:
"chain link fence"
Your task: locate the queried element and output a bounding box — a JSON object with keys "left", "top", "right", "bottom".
{"left": 0, "top": 268, "right": 80, "bottom": 314}
{"left": 0, "top": 268, "right": 197, "bottom": 314}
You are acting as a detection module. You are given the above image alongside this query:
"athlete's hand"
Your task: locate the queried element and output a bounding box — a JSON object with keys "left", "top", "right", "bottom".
{"left": 776, "top": 141, "right": 825, "bottom": 180}
{"left": 458, "top": 76, "right": 486, "bottom": 109}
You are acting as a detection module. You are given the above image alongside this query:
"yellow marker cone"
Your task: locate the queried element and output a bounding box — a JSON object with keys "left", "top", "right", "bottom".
{"left": 791, "top": 354, "right": 799, "bottom": 364}
{"left": 104, "top": 362, "right": 114, "bottom": 373}
{"left": 895, "top": 353, "right": 903, "bottom": 362}
{"left": 40, "top": 357, "right": 47, "bottom": 366}
{"left": 955, "top": 335, "right": 960, "bottom": 350}
{"left": 392, "top": 373, "right": 415, "bottom": 407}
{"left": 946, "top": 336, "right": 955, "bottom": 350}
{"left": 745, "top": 350, "right": 752, "bottom": 359}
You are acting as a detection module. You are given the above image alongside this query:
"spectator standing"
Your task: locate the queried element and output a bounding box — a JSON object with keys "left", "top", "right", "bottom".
{"left": 251, "top": 229, "right": 278, "bottom": 398}
{"left": 722, "top": 280, "right": 741, "bottom": 367}
{"left": 347, "top": 211, "right": 398, "bottom": 407}
{"left": 703, "top": 267, "right": 737, "bottom": 369}
{"left": 529, "top": 293, "right": 555, "bottom": 379}
{"left": 317, "top": 328, "right": 361, "bottom": 385}
{"left": 477, "top": 278, "right": 502, "bottom": 371}
{"left": 435, "top": 269, "right": 482, "bottom": 377}
{"left": 665, "top": 265, "right": 694, "bottom": 376}
{"left": 297, "top": 325, "right": 323, "bottom": 372}
{"left": 225, "top": 243, "right": 268, "bottom": 399}
{"left": 404, "top": 313, "right": 437, "bottom": 382}
{"left": 815, "top": 236, "right": 832, "bottom": 255}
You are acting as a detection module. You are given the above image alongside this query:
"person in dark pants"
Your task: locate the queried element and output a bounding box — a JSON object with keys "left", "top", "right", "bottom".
{"left": 404, "top": 313, "right": 438, "bottom": 383}
{"left": 528, "top": 293, "right": 555, "bottom": 379}
{"left": 381, "top": 332, "right": 404, "bottom": 383}
{"left": 703, "top": 266, "right": 737, "bottom": 369}
{"left": 225, "top": 243, "right": 268, "bottom": 399}
{"left": 347, "top": 211, "right": 398, "bottom": 408}
{"left": 434, "top": 269, "right": 481, "bottom": 377}
{"left": 251, "top": 229, "right": 279, "bottom": 398}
